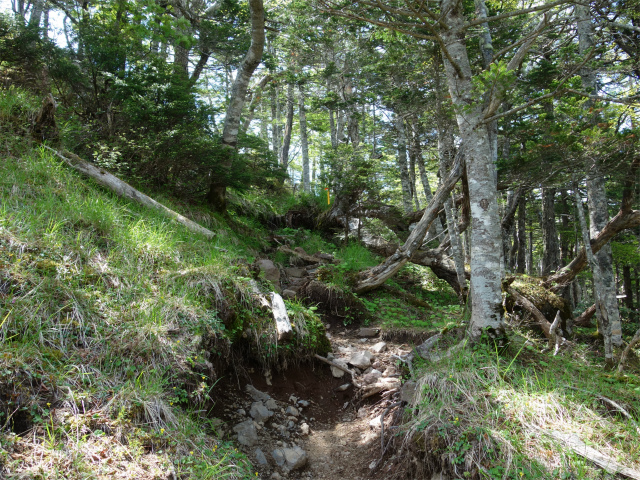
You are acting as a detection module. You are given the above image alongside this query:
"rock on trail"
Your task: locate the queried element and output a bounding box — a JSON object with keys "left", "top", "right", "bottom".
{"left": 213, "top": 324, "right": 413, "bottom": 479}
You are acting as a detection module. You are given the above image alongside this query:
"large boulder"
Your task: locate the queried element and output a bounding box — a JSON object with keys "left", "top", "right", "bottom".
{"left": 271, "top": 446, "right": 308, "bottom": 472}
{"left": 233, "top": 420, "right": 258, "bottom": 447}
{"left": 257, "top": 259, "right": 281, "bottom": 289}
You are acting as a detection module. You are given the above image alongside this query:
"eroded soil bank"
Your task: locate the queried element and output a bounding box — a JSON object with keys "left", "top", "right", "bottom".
{"left": 211, "top": 323, "right": 417, "bottom": 480}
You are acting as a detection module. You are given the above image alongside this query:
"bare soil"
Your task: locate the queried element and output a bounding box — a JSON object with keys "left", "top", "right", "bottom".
{"left": 211, "top": 325, "right": 414, "bottom": 480}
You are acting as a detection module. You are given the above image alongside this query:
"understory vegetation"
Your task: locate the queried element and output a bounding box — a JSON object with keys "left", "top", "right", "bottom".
{"left": 398, "top": 333, "right": 640, "bottom": 479}
{"left": 3, "top": 0, "right": 640, "bottom": 471}
{"left": 1, "top": 85, "right": 639, "bottom": 479}
{"left": 0, "top": 88, "right": 332, "bottom": 478}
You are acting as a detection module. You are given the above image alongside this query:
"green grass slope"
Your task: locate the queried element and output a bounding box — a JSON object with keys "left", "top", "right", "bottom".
{"left": 0, "top": 87, "right": 328, "bottom": 479}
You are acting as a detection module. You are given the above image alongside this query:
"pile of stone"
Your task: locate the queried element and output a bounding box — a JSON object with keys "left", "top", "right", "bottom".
{"left": 219, "top": 384, "right": 313, "bottom": 477}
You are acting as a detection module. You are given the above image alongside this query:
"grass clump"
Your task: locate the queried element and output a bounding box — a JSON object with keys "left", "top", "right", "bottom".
{"left": 0, "top": 141, "right": 261, "bottom": 478}
{"left": 396, "top": 333, "right": 640, "bottom": 479}
{"left": 0, "top": 87, "right": 326, "bottom": 479}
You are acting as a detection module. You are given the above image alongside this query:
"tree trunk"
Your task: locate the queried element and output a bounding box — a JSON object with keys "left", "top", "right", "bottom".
{"left": 270, "top": 79, "right": 281, "bottom": 156}
{"left": 409, "top": 143, "right": 420, "bottom": 211}
{"left": 206, "top": 0, "right": 265, "bottom": 212}
{"left": 574, "top": 183, "right": 614, "bottom": 367}
{"left": 516, "top": 193, "right": 527, "bottom": 273}
{"left": 542, "top": 188, "right": 560, "bottom": 275}
{"left": 28, "top": 0, "right": 43, "bottom": 28}
{"left": 586, "top": 173, "right": 623, "bottom": 346}
{"left": 440, "top": 0, "right": 504, "bottom": 340}
{"left": 413, "top": 121, "right": 432, "bottom": 204}
{"left": 414, "top": 112, "right": 443, "bottom": 240}
{"left": 576, "top": 2, "right": 623, "bottom": 347}
{"left": 280, "top": 82, "right": 294, "bottom": 169}
{"left": 42, "top": 7, "right": 49, "bottom": 38}
{"left": 395, "top": 114, "right": 413, "bottom": 215}
{"left": 174, "top": 49, "right": 190, "bottom": 79}
{"left": 501, "top": 188, "right": 522, "bottom": 273}
{"left": 241, "top": 74, "right": 272, "bottom": 134}
{"left": 190, "top": 51, "right": 211, "bottom": 85}
{"left": 636, "top": 267, "right": 640, "bottom": 319}
{"left": 336, "top": 111, "right": 346, "bottom": 143}
{"left": 329, "top": 108, "right": 338, "bottom": 149}
{"left": 623, "top": 265, "right": 634, "bottom": 314}
{"left": 299, "top": 84, "right": 310, "bottom": 193}
{"left": 559, "top": 190, "right": 572, "bottom": 265}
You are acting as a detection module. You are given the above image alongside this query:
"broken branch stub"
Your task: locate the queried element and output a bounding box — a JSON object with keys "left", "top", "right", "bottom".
{"left": 270, "top": 292, "right": 293, "bottom": 341}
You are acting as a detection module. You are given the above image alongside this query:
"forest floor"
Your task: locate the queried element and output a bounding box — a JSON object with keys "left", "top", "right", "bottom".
{"left": 1, "top": 87, "right": 640, "bottom": 480}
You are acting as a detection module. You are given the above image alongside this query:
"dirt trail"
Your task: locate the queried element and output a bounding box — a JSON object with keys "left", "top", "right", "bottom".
{"left": 212, "top": 325, "right": 415, "bottom": 480}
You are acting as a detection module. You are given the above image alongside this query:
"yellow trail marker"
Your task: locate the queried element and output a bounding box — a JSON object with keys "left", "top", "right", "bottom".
{"left": 324, "top": 188, "right": 330, "bottom": 205}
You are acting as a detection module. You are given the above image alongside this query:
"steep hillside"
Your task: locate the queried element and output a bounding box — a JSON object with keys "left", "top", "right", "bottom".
{"left": 0, "top": 87, "right": 331, "bottom": 479}
{"left": 2, "top": 87, "right": 640, "bottom": 480}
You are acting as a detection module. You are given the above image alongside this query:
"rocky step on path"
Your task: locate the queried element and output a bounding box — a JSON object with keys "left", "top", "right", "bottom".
{"left": 213, "top": 326, "right": 416, "bottom": 480}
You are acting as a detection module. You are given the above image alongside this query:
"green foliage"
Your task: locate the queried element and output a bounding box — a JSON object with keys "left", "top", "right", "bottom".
{"left": 0, "top": 128, "right": 268, "bottom": 478}
{"left": 406, "top": 332, "right": 640, "bottom": 479}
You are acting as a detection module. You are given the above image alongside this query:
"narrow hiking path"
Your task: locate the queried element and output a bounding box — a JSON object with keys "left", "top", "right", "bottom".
{"left": 211, "top": 323, "right": 422, "bottom": 480}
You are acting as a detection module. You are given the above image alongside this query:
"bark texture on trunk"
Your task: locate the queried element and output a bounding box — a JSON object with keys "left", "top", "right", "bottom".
{"left": 559, "top": 191, "right": 572, "bottom": 265}
{"left": 207, "top": 0, "right": 265, "bottom": 211}
{"left": 299, "top": 84, "right": 310, "bottom": 193}
{"left": 623, "top": 265, "right": 634, "bottom": 313}
{"left": 444, "top": 193, "right": 467, "bottom": 301}
{"left": 270, "top": 84, "right": 281, "bottom": 156}
{"left": 542, "top": 187, "right": 560, "bottom": 275}
{"left": 587, "top": 172, "right": 623, "bottom": 346}
{"left": 501, "top": 188, "right": 522, "bottom": 273}
{"left": 577, "top": 2, "right": 623, "bottom": 347}
{"left": 280, "top": 82, "right": 294, "bottom": 169}
{"left": 28, "top": 0, "right": 43, "bottom": 27}
{"left": 574, "top": 185, "right": 613, "bottom": 366}
{"left": 241, "top": 74, "right": 272, "bottom": 134}
{"left": 440, "top": 0, "right": 504, "bottom": 340}
{"left": 516, "top": 193, "right": 527, "bottom": 273}
{"left": 395, "top": 114, "right": 413, "bottom": 215}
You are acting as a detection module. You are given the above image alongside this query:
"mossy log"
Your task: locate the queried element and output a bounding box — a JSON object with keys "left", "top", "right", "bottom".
{"left": 505, "top": 276, "right": 573, "bottom": 337}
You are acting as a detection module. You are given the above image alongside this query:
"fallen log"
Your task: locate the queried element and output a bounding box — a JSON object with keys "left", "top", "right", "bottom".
{"left": 574, "top": 304, "right": 596, "bottom": 327}
{"left": 359, "top": 234, "right": 467, "bottom": 295}
{"left": 354, "top": 152, "right": 464, "bottom": 294}
{"left": 544, "top": 430, "right": 640, "bottom": 480}
{"left": 44, "top": 146, "right": 216, "bottom": 239}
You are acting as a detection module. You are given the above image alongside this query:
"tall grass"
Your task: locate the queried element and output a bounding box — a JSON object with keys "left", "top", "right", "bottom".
{"left": 0, "top": 87, "right": 265, "bottom": 479}
{"left": 397, "top": 334, "right": 640, "bottom": 479}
